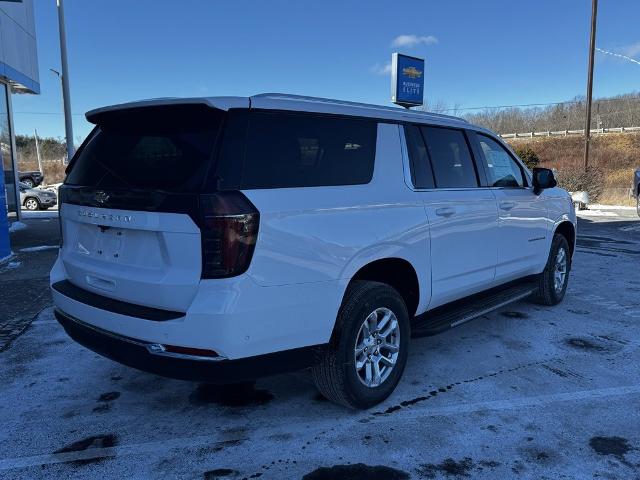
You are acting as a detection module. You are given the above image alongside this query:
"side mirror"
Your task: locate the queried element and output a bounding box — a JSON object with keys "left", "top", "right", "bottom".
{"left": 532, "top": 168, "right": 557, "bottom": 195}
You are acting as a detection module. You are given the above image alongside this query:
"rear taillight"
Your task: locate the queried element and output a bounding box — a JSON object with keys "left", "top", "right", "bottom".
{"left": 198, "top": 192, "right": 259, "bottom": 279}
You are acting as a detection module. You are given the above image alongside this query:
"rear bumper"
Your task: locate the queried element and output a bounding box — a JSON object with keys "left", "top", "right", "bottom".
{"left": 55, "top": 309, "right": 324, "bottom": 383}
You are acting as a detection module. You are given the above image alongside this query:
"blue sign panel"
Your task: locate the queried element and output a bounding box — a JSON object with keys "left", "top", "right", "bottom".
{"left": 391, "top": 53, "right": 425, "bottom": 107}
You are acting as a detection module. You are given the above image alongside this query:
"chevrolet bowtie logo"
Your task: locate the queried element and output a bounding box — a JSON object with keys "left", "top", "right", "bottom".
{"left": 95, "top": 191, "right": 110, "bottom": 204}
{"left": 402, "top": 66, "right": 423, "bottom": 79}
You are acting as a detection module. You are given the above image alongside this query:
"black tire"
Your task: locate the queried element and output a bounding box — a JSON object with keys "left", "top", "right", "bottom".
{"left": 312, "top": 281, "right": 410, "bottom": 409}
{"left": 532, "top": 233, "right": 570, "bottom": 306}
{"left": 22, "top": 178, "right": 34, "bottom": 188}
{"left": 636, "top": 195, "right": 639, "bottom": 219}
{"left": 23, "top": 197, "right": 40, "bottom": 211}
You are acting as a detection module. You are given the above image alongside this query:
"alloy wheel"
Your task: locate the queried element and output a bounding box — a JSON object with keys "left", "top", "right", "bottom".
{"left": 354, "top": 307, "right": 401, "bottom": 388}
{"left": 25, "top": 198, "right": 39, "bottom": 210}
{"left": 554, "top": 247, "right": 567, "bottom": 293}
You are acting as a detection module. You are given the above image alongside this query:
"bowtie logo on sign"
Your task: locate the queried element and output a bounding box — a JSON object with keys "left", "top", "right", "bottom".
{"left": 402, "top": 66, "right": 423, "bottom": 79}
{"left": 391, "top": 53, "right": 425, "bottom": 109}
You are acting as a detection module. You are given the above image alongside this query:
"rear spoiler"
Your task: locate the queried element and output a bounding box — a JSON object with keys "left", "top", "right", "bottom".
{"left": 86, "top": 97, "right": 249, "bottom": 124}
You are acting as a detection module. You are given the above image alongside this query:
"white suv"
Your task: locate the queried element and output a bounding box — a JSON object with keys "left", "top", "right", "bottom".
{"left": 51, "top": 94, "right": 576, "bottom": 409}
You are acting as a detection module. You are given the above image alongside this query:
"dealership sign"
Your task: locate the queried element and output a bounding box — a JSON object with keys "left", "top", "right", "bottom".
{"left": 391, "top": 53, "right": 424, "bottom": 108}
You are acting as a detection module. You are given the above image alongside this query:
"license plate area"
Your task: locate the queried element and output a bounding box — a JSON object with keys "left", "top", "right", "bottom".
{"left": 76, "top": 224, "right": 125, "bottom": 262}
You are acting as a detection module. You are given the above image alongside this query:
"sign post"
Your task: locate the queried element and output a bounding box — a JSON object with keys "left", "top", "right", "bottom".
{"left": 391, "top": 53, "right": 425, "bottom": 108}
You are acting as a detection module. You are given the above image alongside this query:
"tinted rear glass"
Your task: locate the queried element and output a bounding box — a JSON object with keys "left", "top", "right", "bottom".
{"left": 66, "top": 105, "right": 223, "bottom": 192}
{"left": 420, "top": 126, "right": 478, "bottom": 188}
{"left": 236, "top": 112, "right": 377, "bottom": 189}
{"left": 404, "top": 125, "right": 434, "bottom": 189}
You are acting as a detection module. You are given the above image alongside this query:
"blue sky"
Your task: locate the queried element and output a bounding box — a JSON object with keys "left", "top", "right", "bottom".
{"left": 11, "top": 0, "right": 640, "bottom": 140}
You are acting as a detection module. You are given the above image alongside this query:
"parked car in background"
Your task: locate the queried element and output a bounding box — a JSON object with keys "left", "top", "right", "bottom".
{"left": 634, "top": 168, "right": 640, "bottom": 217}
{"left": 18, "top": 170, "right": 43, "bottom": 188}
{"left": 18, "top": 182, "right": 57, "bottom": 210}
{"left": 52, "top": 94, "right": 576, "bottom": 409}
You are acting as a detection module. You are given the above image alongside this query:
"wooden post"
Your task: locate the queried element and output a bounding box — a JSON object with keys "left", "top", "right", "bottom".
{"left": 583, "top": 0, "right": 598, "bottom": 171}
{"left": 34, "top": 129, "right": 43, "bottom": 175}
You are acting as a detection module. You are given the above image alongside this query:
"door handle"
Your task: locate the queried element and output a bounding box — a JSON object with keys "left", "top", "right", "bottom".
{"left": 499, "top": 201, "right": 516, "bottom": 211}
{"left": 435, "top": 207, "right": 456, "bottom": 217}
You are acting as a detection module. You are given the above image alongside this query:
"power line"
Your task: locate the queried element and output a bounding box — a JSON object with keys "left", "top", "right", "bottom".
{"left": 596, "top": 47, "right": 640, "bottom": 66}
{"left": 13, "top": 111, "right": 85, "bottom": 116}
{"left": 14, "top": 95, "right": 640, "bottom": 116}
{"left": 439, "top": 96, "right": 640, "bottom": 113}
{"left": 439, "top": 101, "right": 581, "bottom": 112}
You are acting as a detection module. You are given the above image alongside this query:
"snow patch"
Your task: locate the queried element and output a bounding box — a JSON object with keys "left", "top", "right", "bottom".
{"left": 19, "top": 245, "right": 59, "bottom": 253}
{"left": 9, "top": 221, "right": 27, "bottom": 232}
{"left": 588, "top": 204, "right": 637, "bottom": 211}
{"left": 0, "top": 254, "right": 20, "bottom": 271}
{"left": 577, "top": 210, "right": 619, "bottom": 217}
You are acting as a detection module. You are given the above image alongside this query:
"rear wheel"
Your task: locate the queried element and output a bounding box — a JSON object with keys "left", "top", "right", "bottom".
{"left": 24, "top": 197, "right": 40, "bottom": 211}
{"left": 533, "top": 233, "right": 570, "bottom": 306}
{"left": 22, "top": 178, "right": 34, "bottom": 188}
{"left": 312, "top": 281, "right": 410, "bottom": 409}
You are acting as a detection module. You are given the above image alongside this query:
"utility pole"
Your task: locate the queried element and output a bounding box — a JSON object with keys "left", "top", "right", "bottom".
{"left": 583, "top": 0, "right": 598, "bottom": 171}
{"left": 56, "top": 0, "right": 75, "bottom": 162}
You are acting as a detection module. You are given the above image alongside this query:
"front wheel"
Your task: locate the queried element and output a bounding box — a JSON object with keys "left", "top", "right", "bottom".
{"left": 533, "top": 233, "right": 570, "bottom": 306}
{"left": 312, "top": 281, "right": 410, "bottom": 409}
{"left": 24, "top": 197, "right": 40, "bottom": 211}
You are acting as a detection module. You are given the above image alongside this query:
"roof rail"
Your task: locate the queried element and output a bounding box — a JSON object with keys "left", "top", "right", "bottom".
{"left": 251, "top": 93, "right": 467, "bottom": 123}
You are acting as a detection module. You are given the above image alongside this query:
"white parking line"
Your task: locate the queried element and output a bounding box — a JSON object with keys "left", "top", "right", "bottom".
{"left": 580, "top": 293, "right": 640, "bottom": 318}
{"left": 0, "top": 435, "right": 249, "bottom": 471}
{"left": 403, "top": 383, "right": 640, "bottom": 418}
{"left": 2, "top": 383, "right": 640, "bottom": 471}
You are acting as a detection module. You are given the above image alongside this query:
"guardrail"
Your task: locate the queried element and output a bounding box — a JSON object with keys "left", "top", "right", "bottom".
{"left": 501, "top": 126, "right": 640, "bottom": 139}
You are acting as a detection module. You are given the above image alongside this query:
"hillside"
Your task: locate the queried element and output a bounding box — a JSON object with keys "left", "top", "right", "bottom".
{"left": 507, "top": 132, "right": 640, "bottom": 204}
{"left": 464, "top": 92, "right": 640, "bottom": 134}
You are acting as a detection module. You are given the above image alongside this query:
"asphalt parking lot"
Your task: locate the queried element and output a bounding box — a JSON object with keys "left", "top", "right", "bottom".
{"left": 1, "top": 210, "right": 640, "bottom": 479}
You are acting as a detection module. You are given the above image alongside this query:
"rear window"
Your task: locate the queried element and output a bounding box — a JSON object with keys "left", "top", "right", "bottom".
{"left": 66, "top": 105, "right": 223, "bottom": 192}
{"left": 67, "top": 107, "right": 377, "bottom": 193}
{"left": 233, "top": 112, "right": 377, "bottom": 189}
{"left": 420, "top": 126, "right": 478, "bottom": 189}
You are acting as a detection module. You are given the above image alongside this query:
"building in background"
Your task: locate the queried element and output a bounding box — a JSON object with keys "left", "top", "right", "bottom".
{"left": 0, "top": 0, "right": 39, "bottom": 258}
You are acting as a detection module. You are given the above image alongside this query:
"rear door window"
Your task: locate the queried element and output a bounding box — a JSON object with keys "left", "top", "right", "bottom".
{"left": 420, "top": 126, "right": 478, "bottom": 188}
{"left": 404, "top": 125, "right": 434, "bottom": 189}
{"left": 66, "top": 105, "right": 223, "bottom": 192}
{"left": 238, "top": 112, "right": 376, "bottom": 189}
